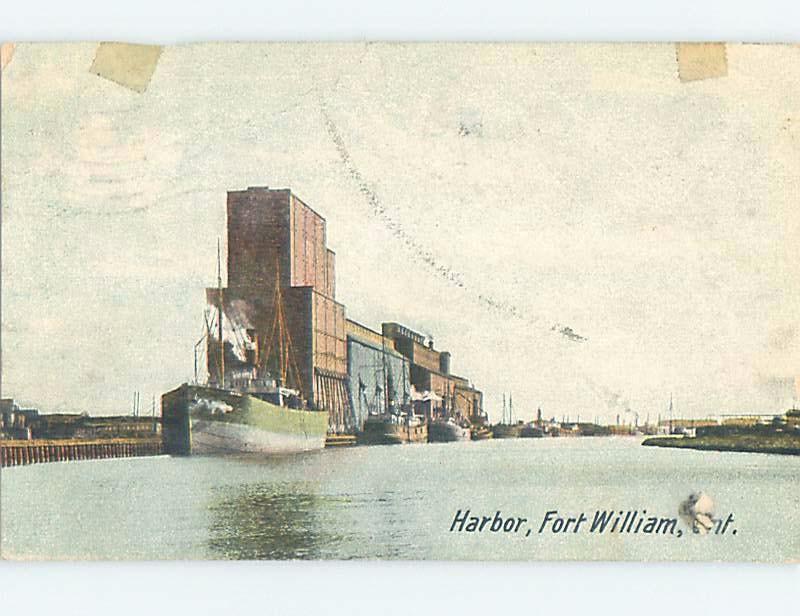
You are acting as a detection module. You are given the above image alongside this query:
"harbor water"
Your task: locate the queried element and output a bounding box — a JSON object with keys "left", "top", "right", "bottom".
{"left": 2, "top": 437, "right": 798, "bottom": 561}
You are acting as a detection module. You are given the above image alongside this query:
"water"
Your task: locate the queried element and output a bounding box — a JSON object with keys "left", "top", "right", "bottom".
{"left": 2, "top": 437, "right": 798, "bottom": 561}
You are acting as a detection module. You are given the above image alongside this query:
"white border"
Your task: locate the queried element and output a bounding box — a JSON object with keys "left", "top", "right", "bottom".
{"left": 2, "top": 2, "right": 799, "bottom": 615}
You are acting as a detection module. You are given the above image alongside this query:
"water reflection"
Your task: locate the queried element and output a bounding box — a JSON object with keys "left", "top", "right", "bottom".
{"left": 208, "top": 482, "right": 337, "bottom": 560}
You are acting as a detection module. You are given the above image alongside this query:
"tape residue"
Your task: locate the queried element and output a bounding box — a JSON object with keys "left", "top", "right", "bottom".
{"left": 89, "top": 42, "right": 163, "bottom": 93}
{"left": 1, "top": 43, "right": 15, "bottom": 71}
{"left": 676, "top": 43, "right": 728, "bottom": 82}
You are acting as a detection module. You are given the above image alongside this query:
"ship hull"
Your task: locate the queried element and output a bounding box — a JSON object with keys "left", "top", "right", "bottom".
{"left": 189, "top": 417, "right": 325, "bottom": 454}
{"left": 471, "top": 426, "right": 492, "bottom": 440}
{"left": 492, "top": 424, "right": 523, "bottom": 439}
{"left": 358, "top": 417, "right": 428, "bottom": 445}
{"left": 428, "top": 421, "right": 471, "bottom": 443}
{"left": 162, "top": 384, "right": 328, "bottom": 456}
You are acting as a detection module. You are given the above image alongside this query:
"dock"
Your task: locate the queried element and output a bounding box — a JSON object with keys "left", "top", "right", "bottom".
{"left": 0, "top": 437, "right": 163, "bottom": 468}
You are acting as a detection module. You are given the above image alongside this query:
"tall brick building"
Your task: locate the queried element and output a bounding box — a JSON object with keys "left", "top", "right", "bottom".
{"left": 208, "top": 187, "right": 350, "bottom": 432}
{"left": 207, "top": 186, "right": 484, "bottom": 434}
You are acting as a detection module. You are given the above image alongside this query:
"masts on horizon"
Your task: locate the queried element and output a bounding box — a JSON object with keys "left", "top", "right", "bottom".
{"left": 669, "top": 392, "right": 674, "bottom": 433}
{"left": 500, "top": 392, "right": 515, "bottom": 425}
{"left": 217, "top": 238, "right": 225, "bottom": 388}
{"left": 381, "top": 325, "right": 390, "bottom": 413}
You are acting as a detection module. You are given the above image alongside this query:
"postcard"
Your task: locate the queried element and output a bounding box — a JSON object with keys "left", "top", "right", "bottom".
{"left": 1, "top": 42, "right": 798, "bottom": 561}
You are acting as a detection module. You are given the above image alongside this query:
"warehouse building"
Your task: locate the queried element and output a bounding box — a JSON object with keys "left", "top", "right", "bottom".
{"left": 209, "top": 186, "right": 484, "bottom": 434}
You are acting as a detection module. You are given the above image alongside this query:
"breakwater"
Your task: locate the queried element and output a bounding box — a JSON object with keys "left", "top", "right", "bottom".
{"left": 0, "top": 437, "right": 163, "bottom": 467}
{"left": 642, "top": 433, "right": 800, "bottom": 456}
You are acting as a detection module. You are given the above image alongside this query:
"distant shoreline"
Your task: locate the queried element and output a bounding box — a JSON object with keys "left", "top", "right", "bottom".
{"left": 642, "top": 434, "right": 800, "bottom": 456}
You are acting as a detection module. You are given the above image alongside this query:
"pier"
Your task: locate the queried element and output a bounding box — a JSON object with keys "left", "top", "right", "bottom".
{"left": 0, "top": 437, "right": 163, "bottom": 468}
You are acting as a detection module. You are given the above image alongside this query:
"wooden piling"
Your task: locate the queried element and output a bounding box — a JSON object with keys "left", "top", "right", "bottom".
{"left": 0, "top": 437, "right": 163, "bottom": 468}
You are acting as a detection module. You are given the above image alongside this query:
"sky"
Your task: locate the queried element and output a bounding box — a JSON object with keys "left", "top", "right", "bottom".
{"left": 2, "top": 42, "right": 799, "bottom": 421}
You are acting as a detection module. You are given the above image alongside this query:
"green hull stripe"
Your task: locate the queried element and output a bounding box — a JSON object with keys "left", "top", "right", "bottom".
{"left": 187, "top": 387, "right": 329, "bottom": 438}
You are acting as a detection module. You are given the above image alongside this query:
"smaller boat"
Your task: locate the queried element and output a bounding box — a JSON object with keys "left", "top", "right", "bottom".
{"left": 492, "top": 393, "right": 522, "bottom": 438}
{"left": 520, "top": 424, "right": 544, "bottom": 438}
{"left": 492, "top": 423, "right": 522, "bottom": 439}
{"left": 470, "top": 425, "right": 492, "bottom": 440}
{"left": 358, "top": 410, "right": 428, "bottom": 445}
{"left": 428, "top": 418, "right": 471, "bottom": 443}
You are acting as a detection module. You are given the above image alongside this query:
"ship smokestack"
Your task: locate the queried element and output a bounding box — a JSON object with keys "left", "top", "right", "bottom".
{"left": 439, "top": 351, "right": 451, "bottom": 375}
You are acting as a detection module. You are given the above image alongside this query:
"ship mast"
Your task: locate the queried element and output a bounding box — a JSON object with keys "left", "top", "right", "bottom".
{"left": 217, "top": 238, "right": 225, "bottom": 388}
{"left": 381, "top": 330, "right": 389, "bottom": 414}
{"left": 259, "top": 260, "right": 303, "bottom": 392}
{"left": 276, "top": 267, "right": 286, "bottom": 383}
{"left": 669, "top": 393, "right": 674, "bottom": 434}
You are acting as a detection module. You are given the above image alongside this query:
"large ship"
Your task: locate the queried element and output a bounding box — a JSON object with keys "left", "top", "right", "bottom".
{"left": 162, "top": 245, "right": 328, "bottom": 456}
{"left": 162, "top": 383, "right": 328, "bottom": 455}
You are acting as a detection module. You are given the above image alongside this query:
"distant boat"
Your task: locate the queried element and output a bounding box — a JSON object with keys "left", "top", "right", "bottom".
{"left": 470, "top": 425, "right": 492, "bottom": 440}
{"left": 492, "top": 392, "right": 522, "bottom": 438}
{"left": 428, "top": 418, "right": 471, "bottom": 443}
{"left": 492, "top": 423, "right": 523, "bottom": 439}
{"left": 520, "top": 424, "right": 545, "bottom": 438}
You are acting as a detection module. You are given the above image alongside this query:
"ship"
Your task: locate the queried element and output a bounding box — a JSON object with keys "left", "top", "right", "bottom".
{"left": 470, "top": 425, "right": 492, "bottom": 440}
{"left": 162, "top": 243, "right": 328, "bottom": 456}
{"left": 492, "top": 423, "right": 523, "bottom": 439}
{"left": 520, "top": 424, "right": 545, "bottom": 438}
{"left": 162, "top": 383, "right": 328, "bottom": 455}
{"left": 492, "top": 393, "right": 522, "bottom": 439}
{"left": 355, "top": 323, "right": 429, "bottom": 445}
{"left": 358, "top": 410, "right": 428, "bottom": 445}
{"left": 428, "top": 417, "right": 471, "bottom": 443}
{"left": 520, "top": 408, "right": 545, "bottom": 438}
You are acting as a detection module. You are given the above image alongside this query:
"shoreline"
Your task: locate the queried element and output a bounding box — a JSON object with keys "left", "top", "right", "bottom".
{"left": 642, "top": 434, "right": 800, "bottom": 456}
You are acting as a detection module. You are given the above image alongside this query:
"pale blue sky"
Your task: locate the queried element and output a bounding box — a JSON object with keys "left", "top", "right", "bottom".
{"left": 2, "top": 43, "right": 799, "bottom": 420}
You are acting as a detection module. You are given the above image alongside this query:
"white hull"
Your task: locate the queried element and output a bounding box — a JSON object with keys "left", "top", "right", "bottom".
{"left": 190, "top": 419, "right": 325, "bottom": 455}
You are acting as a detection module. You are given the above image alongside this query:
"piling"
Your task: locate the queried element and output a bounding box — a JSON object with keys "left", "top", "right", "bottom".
{"left": 0, "top": 437, "right": 163, "bottom": 468}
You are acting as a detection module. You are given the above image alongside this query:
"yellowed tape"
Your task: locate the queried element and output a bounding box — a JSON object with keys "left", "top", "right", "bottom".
{"left": 676, "top": 42, "right": 728, "bottom": 82}
{"left": 89, "top": 42, "right": 163, "bottom": 93}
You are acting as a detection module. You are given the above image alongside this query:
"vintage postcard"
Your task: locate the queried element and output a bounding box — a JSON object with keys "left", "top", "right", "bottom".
{"left": 1, "top": 42, "right": 798, "bottom": 561}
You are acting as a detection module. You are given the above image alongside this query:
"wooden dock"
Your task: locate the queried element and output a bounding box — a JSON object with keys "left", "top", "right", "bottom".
{"left": 0, "top": 437, "right": 163, "bottom": 467}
